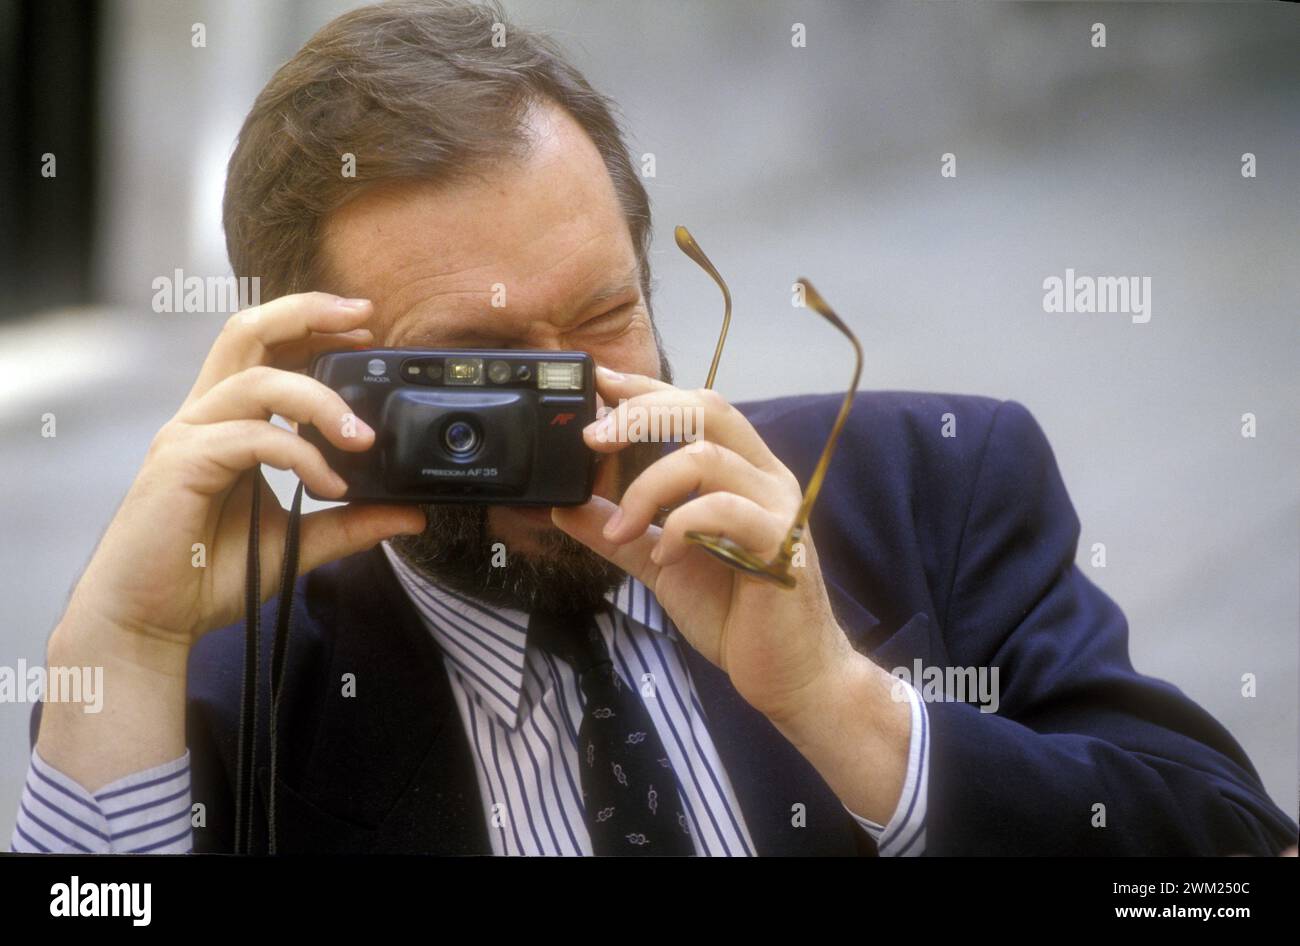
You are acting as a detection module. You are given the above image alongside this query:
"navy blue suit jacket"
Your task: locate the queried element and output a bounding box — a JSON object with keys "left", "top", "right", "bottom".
{"left": 139, "top": 392, "right": 1296, "bottom": 854}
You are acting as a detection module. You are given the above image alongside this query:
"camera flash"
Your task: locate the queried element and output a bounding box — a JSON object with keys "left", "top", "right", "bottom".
{"left": 537, "top": 361, "right": 583, "bottom": 390}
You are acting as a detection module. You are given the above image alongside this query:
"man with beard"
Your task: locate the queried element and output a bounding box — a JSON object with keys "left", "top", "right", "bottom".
{"left": 13, "top": 0, "right": 1296, "bottom": 857}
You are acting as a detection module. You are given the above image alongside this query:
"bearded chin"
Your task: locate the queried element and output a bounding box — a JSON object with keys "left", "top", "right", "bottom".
{"left": 388, "top": 436, "right": 665, "bottom": 614}
{"left": 389, "top": 351, "right": 673, "bottom": 614}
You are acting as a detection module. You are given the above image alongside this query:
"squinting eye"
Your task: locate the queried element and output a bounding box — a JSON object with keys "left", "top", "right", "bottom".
{"left": 584, "top": 306, "right": 635, "bottom": 332}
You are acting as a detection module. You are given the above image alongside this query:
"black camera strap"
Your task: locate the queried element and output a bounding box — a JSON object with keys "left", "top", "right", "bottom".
{"left": 234, "top": 473, "right": 304, "bottom": 855}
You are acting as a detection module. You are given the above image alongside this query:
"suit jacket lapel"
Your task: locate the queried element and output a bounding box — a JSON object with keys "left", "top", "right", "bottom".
{"left": 271, "top": 546, "right": 489, "bottom": 854}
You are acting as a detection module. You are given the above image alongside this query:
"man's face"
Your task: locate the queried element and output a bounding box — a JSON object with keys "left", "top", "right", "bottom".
{"left": 318, "top": 100, "right": 666, "bottom": 612}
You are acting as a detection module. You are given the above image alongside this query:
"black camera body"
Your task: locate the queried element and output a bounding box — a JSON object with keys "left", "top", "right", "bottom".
{"left": 302, "top": 348, "right": 597, "bottom": 505}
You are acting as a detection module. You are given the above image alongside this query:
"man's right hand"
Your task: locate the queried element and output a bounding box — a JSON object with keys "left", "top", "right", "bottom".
{"left": 70, "top": 292, "right": 425, "bottom": 646}
{"left": 36, "top": 292, "right": 426, "bottom": 789}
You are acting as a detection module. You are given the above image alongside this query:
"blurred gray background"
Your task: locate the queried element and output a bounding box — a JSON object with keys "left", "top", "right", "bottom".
{"left": 2, "top": 0, "right": 1296, "bottom": 843}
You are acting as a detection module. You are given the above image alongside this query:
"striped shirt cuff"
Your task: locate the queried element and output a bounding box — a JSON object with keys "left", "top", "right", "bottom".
{"left": 11, "top": 747, "right": 193, "bottom": 854}
{"left": 843, "top": 679, "right": 929, "bottom": 857}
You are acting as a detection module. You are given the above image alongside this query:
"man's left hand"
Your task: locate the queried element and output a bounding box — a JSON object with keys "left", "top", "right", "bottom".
{"left": 552, "top": 366, "right": 912, "bottom": 824}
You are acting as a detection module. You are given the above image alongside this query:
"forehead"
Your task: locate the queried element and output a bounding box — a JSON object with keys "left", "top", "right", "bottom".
{"left": 318, "top": 101, "right": 640, "bottom": 345}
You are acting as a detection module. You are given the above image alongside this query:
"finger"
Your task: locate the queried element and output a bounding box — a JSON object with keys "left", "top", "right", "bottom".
{"left": 585, "top": 365, "right": 674, "bottom": 455}
{"left": 593, "top": 364, "right": 676, "bottom": 401}
{"left": 605, "top": 439, "right": 783, "bottom": 543}
{"left": 271, "top": 328, "right": 375, "bottom": 371}
{"left": 174, "top": 419, "right": 350, "bottom": 499}
{"left": 587, "top": 366, "right": 679, "bottom": 453}
{"left": 550, "top": 496, "right": 661, "bottom": 587}
{"left": 654, "top": 492, "right": 787, "bottom": 567}
{"left": 188, "top": 293, "right": 373, "bottom": 400}
{"left": 179, "top": 366, "right": 375, "bottom": 452}
{"left": 583, "top": 385, "right": 783, "bottom": 474}
{"left": 298, "top": 504, "right": 427, "bottom": 574}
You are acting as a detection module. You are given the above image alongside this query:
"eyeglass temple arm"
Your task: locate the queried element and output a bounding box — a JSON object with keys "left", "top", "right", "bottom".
{"left": 773, "top": 278, "right": 863, "bottom": 567}
{"left": 674, "top": 225, "right": 731, "bottom": 390}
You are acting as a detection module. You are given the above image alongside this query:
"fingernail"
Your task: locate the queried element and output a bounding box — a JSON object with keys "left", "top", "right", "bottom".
{"left": 342, "top": 413, "right": 374, "bottom": 440}
{"left": 336, "top": 297, "right": 371, "bottom": 309}
{"left": 585, "top": 415, "right": 615, "bottom": 442}
{"left": 649, "top": 542, "right": 663, "bottom": 565}
{"left": 596, "top": 365, "right": 625, "bottom": 381}
{"left": 602, "top": 506, "right": 624, "bottom": 539}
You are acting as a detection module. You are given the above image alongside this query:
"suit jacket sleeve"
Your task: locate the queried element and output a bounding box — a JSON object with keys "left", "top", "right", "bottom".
{"left": 924, "top": 399, "right": 1296, "bottom": 855}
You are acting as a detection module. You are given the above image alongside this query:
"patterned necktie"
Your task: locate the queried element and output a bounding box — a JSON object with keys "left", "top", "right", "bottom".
{"left": 528, "top": 606, "right": 695, "bottom": 856}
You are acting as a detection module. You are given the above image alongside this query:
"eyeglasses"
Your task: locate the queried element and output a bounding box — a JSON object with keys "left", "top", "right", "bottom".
{"left": 667, "top": 225, "right": 863, "bottom": 589}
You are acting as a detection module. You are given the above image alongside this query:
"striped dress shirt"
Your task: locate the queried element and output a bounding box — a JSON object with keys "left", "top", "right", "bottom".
{"left": 11, "top": 540, "right": 928, "bottom": 855}
{"left": 13, "top": 746, "right": 192, "bottom": 854}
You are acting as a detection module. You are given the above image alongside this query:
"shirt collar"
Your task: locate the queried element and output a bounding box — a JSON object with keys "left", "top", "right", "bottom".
{"left": 380, "top": 540, "right": 676, "bottom": 730}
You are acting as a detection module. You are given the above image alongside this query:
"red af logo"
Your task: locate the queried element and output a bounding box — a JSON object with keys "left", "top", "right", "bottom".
{"left": 549, "top": 413, "right": 576, "bottom": 426}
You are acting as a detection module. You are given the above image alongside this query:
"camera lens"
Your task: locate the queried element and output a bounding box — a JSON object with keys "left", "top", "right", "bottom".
{"left": 487, "top": 360, "right": 511, "bottom": 384}
{"left": 442, "top": 419, "right": 480, "bottom": 457}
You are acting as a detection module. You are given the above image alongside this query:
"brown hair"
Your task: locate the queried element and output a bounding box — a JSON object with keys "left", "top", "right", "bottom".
{"left": 222, "top": 0, "right": 653, "bottom": 307}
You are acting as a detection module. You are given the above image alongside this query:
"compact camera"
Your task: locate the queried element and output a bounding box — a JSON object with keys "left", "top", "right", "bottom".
{"left": 302, "top": 348, "right": 597, "bottom": 505}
